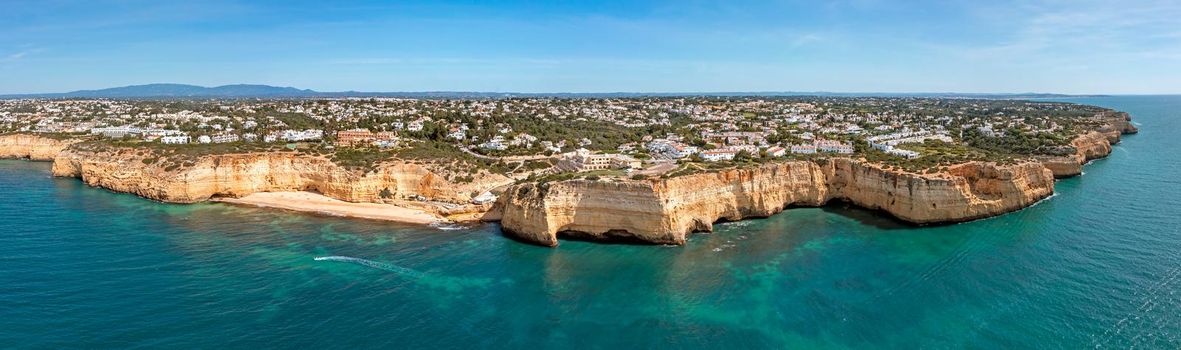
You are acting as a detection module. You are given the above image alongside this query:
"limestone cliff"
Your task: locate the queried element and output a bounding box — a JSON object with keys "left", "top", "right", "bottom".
{"left": 51, "top": 148, "right": 509, "bottom": 205}
{"left": 1036, "top": 154, "right": 1085, "bottom": 178}
{"left": 500, "top": 161, "right": 830, "bottom": 246}
{"left": 0, "top": 134, "right": 78, "bottom": 161}
{"left": 827, "top": 159, "right": 1053, "bottom": 223}
{"left": 1072, "top": 131, "right": 1113, "bottom": 162}
{"left": 499, "top": 159, "right": 1055, "bottom": 247}
{"left": 1037, "top": 112, "right": 1137, "bottom": 178}
{"left": 1103, "top": 111, "right": 1139, "bottom": 135}
{"left": 1035, "top": 132, "right": 1111, "bottom": 178}
{"left": 0, "top": 111, "right": 1139, "bottom": 248}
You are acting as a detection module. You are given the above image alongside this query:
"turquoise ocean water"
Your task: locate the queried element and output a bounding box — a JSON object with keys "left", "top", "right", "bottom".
{"left": 0, "top": 96, "right": 1178, "bottom": 349}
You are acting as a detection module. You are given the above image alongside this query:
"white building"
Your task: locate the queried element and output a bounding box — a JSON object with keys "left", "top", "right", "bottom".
{"left": 480, "top": 136, "right": 507, "bottom": 151}
{"left": 790, "top": 144, "right": 817, "bottom": 154}
{"left": 646, "top": 140, "right": 699, "bottom": 159}
{"left": 447, "top": 128, "right": 466, "bottom": 140}
{"left": 197, "top": 135, "right": 212, "bottom": 144}
{"left": 90, "top": 126, "right": 137, "bottom": 138}
{"left": 283, "top": 129, "right": 323, "bottom": 142}
{"left": 558, "top": 148, "right": 642, "bottom": 171}
{"left": 700, "top": 149, "right": 736, "bottom": 162}
{"left": 211, "top": 134, "right": 240, "bottom": 143}
{"left": 815, "top": 140, "right": 854, "bottom": 154}
{"left": 867, "top": 140, "right": 922, "bottom": 159}
{"left": 540, "top": 141, "right": 562, "bottom": 153}
{"left": 160, "top": 135, "right": 190, "bottom": 145}
{"left": 886, "top": 148, "right": 921, "bottom": 159}
{"left": 513, "top": 133, "right": 538, "bottom": 146}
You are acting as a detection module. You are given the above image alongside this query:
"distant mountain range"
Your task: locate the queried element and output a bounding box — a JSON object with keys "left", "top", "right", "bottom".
{"left": 0, "top": 83, "right": 1109, "bottom": 100}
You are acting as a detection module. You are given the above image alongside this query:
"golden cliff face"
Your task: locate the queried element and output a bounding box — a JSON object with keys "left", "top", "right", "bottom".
{"left": 1037, "top": 154, "right": 1086, "bottom": 178}
{"left": 499, "top": 159, "right": 1055, "bottom": 247}
{"left": 826, "top": 159, "right": 1053, "bottom": 223}
{"left": 1034, "top": 111, "right": 1138, "bottom": 178}
{"left": 1037, "top": 113, "right": 1137, "bottom": 178}
{"left": 1105, "top": 111, "right": 1139, "bottom": 135}
{"left": 501, "top": 162, "right": 830, "bottom": 246}
{"left": 1, "top": 111, "right": 1137, "bottom": 248}
{"left": 1072, "top": 131, "right": 1114, "bottom": 162}
{"left": 51, "top": 148, "right": 507, "bottom": 204}
{"left": 1034, "top": 132, "right": 1111, "bottom": 178}
{"left": 0, "top": 134, "right": 78, "bottom": 161}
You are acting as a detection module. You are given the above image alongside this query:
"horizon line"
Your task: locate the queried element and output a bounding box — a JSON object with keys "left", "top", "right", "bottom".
{"left": 3, "top": 83, "right": 1179, "bottom": 97}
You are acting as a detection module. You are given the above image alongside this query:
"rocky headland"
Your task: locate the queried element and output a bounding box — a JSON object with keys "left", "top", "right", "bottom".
{"left": 48, "top": 147, "right": 505, "bottom": 204}
{"left": 498, "top": 159, "right": 1055, "bottom": 246}
{"left": 0, "top": 110, "right": 1137, "bottom": 247}
{"left": 1036, "top": 111, "right": 1138, "bottom": 178}
{"left": 0, "top": 134, "right": 79, "bottom": 161}
{"left": 497, "top": 112, "right": 1139, "bottom": 246}
{"left": 0, "top": 134, "right": 508, "bottom": 221}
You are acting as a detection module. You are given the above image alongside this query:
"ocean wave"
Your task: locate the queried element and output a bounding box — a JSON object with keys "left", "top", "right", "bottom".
{"left": 1027, "top": 192, "right": 1059, "bottom": 208}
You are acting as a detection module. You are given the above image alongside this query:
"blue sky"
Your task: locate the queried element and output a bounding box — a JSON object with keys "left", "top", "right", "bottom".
{"left": 2, "top": 0, "right": 1179, "bottom": 94}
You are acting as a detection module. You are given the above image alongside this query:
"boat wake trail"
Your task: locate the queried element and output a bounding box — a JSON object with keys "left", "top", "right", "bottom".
{"left": 314, "top": 256, "right": 500, "bottom": 291}
{"left": 314, "top": 256, "right": 427, "bottom": 279}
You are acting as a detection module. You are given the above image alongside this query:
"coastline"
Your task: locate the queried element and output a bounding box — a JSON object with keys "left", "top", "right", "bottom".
{"left": 0, "top": 109, "right": 1140, "bottom": 246}
{"left": 213, "top": 191, "right": 444, "bottom": 225}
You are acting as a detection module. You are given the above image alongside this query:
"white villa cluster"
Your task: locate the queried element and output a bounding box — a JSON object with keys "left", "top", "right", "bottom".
{"left": 866, "top": 130, "right": 952, "bottom": 159}
{"left": 646, "top": 138, "right": 700, "bottom": 159}
{"left": 161, "top": 135, "right": 190, "bottom": 144}
{"left": 785, "top": 139, "right": 854, "bottom": 155}
{"left": 0, "top": 96, "right": 1108, "bottom": 179}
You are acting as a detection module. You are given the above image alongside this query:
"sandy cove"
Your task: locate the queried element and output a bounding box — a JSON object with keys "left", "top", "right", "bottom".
{"left": 214, "top": 191, "right": 443, "bottom": 225}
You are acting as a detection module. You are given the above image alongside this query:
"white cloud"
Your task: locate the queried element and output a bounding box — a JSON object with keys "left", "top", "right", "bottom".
{"left": 929, "top": 1, "right": 1181, "bottom": 65}
{"left": 2, "top": 48, "right": 43, "bottom": 62}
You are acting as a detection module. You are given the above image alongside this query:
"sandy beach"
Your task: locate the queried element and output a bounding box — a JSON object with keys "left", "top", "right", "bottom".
{"left": 215, "top": 191, "right": 443, "bottom": 224}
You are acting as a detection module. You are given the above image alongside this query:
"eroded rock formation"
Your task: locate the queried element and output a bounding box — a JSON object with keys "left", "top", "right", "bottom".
{"left": 0, "top": 134, "right": 78, "bottom": 161}
{"left": 50, "top": 148, "right": 509, "bottom": 204}
{"left": 1037, "top": 113, "right": 1137, "bottom": 178}
{"left": 0, "top": 109, "right": 1139, "bottom": 248}
{"left": 499, "top": 159, "right": 1055, "bottom": 246}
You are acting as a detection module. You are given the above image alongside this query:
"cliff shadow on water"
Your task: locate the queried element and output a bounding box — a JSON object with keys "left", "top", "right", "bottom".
{"left": 493, "top": 223, "right": 665, "bottom": 247}
{"left": 556, "top": 229, "right": 677, "bottom": 246}
{"left": 814, "top": 201, "right": 914, "bottom": 231}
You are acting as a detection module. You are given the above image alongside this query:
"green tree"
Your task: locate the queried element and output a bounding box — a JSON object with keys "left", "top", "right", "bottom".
{"left": 734, "top": 150, "right": 752, "bottom": 162}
